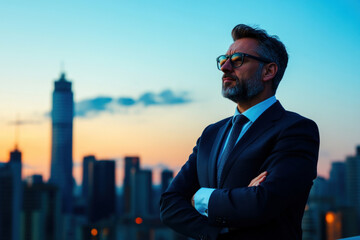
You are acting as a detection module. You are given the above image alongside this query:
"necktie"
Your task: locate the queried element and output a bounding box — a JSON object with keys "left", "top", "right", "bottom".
{"left": 217, "top": 114, "right": 249, "bottom": 186}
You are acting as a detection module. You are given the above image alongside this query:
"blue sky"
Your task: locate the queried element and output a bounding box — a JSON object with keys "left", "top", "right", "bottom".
{"left": 0, "top": 0, "right": 359, "bottom": 180}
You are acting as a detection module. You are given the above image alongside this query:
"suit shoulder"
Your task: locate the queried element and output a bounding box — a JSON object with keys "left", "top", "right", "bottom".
{"left": 282, "top": 110, "right": 319, "bottom": 132}
{"left": 282, "top": 110, "right": 315, "bottom": 123}
{"left": 204, "top": 117, "right": 232, "bottom": 131}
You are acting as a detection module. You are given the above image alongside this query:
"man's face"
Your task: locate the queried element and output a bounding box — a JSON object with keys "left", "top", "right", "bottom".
{"left": 221, "top": 38, "right": 265, "bottom": 103}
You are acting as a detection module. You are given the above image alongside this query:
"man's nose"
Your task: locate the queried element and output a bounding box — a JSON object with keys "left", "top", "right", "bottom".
{"left": 220, "top": 58, "right": 233, "bottom": 73}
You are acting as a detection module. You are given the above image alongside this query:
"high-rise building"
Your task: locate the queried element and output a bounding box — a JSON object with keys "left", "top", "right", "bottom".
{"left": 82, "top": 155, "right": 96, "bottom": 201}
{"left": 21, "top": 177, "right": 61, "bottom": 240}
{"left": 10, "top": 147, "right": 21, "bottom": 163}
{"left": 0, "top": 165, "right": 14, "bottom": 240}
{"left": 49, "top": 72, "right": 74, "bottom": 213}
{"left": 345, "top": 146, "right": 360, "bottom": 235}
{"left": 161, "top": 169, "right": 173, "bottom": 194}
{"left": 130, "top": 169, "right": 152, "bottom": 218}
{"left": 329, "top": 161, "right": 346, "bottom": 207}
{"left": 0, "top": 147, "right": 22, "bottom": 240}
{"left": 123, "top": 156, "right": 140, "bottom": 215}
{"left": 9, "top": 147, "right": 22, "bottom": 240}
{"left": 88, "top": 160, "right": 116, "bottom": 223}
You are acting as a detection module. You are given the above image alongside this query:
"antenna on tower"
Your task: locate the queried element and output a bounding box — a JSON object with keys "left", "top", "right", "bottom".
{"left": 60, "top": 61, "right": 65, "bottom": 73}
{"left": 14, "top": 114, "right": 20, "bottom": 150}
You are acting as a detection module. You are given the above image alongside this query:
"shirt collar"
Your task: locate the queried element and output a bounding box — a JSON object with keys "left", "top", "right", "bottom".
{"left": 233, "top": 96, "right": 277, "bottom": 124}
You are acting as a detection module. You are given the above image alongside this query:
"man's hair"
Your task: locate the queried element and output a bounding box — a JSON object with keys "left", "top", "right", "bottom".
{"left": 231, "top": 24, "right": 288, "bottom": 93}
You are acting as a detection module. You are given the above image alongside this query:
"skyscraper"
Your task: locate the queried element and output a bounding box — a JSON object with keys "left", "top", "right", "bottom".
{"left": 0, "top": 147, "right": 22, "bottom": 240}
{"left": 21, "top": 177, "right": 61, "bottom": 240}
{"left": 123, "top": 156, "right": 140, "bottom": 215}
{"left": 82, "top": 155, "right": 96, "bottom": 201}
{"left": 0, "top": 165, "right": 14, "bottom": 240}
{"left": 329, "top": 161, "right": 346, "bottom": 206}
{"left": 130, "top": 169, "right": 152, "bottom": 217}
{"left": 9, "top": 147, "right": 22, "bottom": 240}
{"left": 161, "top": 169, "right": 173, "bottom": 194}
{"left": 49, "top": 72, "right": 74, "bottom": 213}
{"left": 88, "top": 160, "right": 116, "bottom": 223}
{"left": 345, "top": 145, "right": 360, "bottom": 234}
{"left": 10, "top": 147, "right": 21, "bottom": 163}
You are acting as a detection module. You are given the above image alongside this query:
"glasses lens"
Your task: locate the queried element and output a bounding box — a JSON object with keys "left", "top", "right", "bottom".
{"left": 217, "top": 55, "right": 228, "bottom": 69}
{"left": 231, "top": 53, "right": 243, "bottom": 68}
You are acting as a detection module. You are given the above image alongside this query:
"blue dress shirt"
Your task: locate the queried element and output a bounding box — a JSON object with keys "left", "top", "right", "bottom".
{"left": 194, "top": 96, "right": 277, "bottom": 217}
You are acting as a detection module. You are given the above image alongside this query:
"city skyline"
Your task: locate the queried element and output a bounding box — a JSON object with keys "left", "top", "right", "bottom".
{"left": 1, "top": 1, "right": 360, "bottom": 183}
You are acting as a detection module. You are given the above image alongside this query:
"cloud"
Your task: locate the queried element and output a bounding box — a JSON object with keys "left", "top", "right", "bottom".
{"left": 117, "top": 97, "right": 136, "bottom": 106}
{"left": 74, "top": 89, "right": 191, "bottom": 118}
{"left": 75, "top": 96, "right": 113, "bottom": 117}
{"left": 7, "top": 120, "right": 43, "bottom": 125}
{"left": 138, "top": 89, "right": 190, "bottom": 106}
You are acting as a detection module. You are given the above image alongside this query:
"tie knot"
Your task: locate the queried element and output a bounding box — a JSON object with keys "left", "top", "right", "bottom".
{"left": 233, "top": 114, "right": 249, "bottom": 126}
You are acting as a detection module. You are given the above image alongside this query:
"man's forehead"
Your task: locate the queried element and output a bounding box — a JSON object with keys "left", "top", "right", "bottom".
{"left": 226, "top": 38, "right": 259, "bottom": 55}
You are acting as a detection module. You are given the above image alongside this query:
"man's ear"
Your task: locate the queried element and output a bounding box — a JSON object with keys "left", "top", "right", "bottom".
{"left": 263, "top": 63, "right": 278, "bottom": 82}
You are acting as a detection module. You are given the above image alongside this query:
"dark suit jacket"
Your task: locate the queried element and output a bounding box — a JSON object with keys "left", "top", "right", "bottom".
{"left": 160, "top": 101, "right": 320, "bottom": 240}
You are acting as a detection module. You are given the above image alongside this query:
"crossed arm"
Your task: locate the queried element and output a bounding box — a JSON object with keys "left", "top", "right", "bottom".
{"left": 160, "top": 118, "right": 319, "bottom": 239}
{"left": 191, "top": 171, "right": 268, "bottom": 209}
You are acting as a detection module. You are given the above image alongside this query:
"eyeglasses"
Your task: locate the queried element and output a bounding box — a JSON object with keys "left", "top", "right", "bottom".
{"left": 216, "top": 52, "right": 272, "bottom": 70}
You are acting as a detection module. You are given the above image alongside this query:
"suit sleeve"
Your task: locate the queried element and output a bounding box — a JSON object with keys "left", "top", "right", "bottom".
{"left": 207, "top": 118, "right": 320, "bottom": 228}
{"left": 160, "top": 136, "right": 222, "bottom": 240}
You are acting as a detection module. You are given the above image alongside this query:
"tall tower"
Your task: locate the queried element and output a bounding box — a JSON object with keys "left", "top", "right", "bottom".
{"left": 130, "top": 169, "right": 152, "bottom": 218}
{"left": 50, "top": 72, "right": 74, "bottom": 213}
{"left": 123, "top": 156, "right": 140, "bottom": 215}
{"left": 88, "top": 160, "right": 116, "bottom": 222}
{"left": 82, "top": 155, "right": 96, "bottom": 201}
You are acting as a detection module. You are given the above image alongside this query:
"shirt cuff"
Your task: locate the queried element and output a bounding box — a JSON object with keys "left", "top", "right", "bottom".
{"left": 194, "top": 187, "right": 216, "bottom": 217}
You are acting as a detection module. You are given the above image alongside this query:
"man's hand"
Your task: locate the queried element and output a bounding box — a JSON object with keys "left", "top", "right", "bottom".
{"left": 248, "top": 171, "right": 267, "bottom": 187}
{"left": 191, "top": 171, "right": 267, "bottom": 207}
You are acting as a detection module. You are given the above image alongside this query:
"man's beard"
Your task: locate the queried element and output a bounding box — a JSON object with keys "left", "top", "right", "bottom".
{"left": 222, "top": 66, "right": 264, "bottom": 103}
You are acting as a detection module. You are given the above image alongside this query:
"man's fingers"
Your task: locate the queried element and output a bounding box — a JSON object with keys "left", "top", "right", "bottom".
{"left": 248, "top": 171, "right": 268, "bottom": 187}
{"left": 252, "top": 176, "right": 266, "bottom": 187}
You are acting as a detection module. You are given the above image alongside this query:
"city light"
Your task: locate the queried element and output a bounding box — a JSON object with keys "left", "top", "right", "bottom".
{"left": 91, "top": 228, "right": 98, "bottom": 236}
{"left": 135, "top": 217, "right": 143, "bottom": 224}
{"left": 326, "top": 212, "right": 335, "bottom": 224}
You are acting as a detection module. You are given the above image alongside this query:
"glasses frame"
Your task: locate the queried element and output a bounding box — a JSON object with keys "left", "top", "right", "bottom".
{"left": 216, "top": 52, "right": 272, "bottom": 70}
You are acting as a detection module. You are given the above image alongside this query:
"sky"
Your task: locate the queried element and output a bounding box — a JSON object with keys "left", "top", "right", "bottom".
{"left": 0, "top": 0, "right": 360, "bottom": 184}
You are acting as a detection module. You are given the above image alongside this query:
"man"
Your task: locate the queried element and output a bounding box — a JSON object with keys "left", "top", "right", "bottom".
{"left": 160, "top": 24, "right": 319, "bottom": 240}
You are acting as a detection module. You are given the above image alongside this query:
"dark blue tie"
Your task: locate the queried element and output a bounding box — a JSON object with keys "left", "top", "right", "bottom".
{"left": 217, "top": 114, "right": 249, "bottom": 186}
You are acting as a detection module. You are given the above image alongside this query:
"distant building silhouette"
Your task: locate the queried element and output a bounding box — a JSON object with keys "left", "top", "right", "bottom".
{"left": 0, "top": 147, "right": 23, "bottom": 240}
{"left": 123, "top": 156, "right": 140, "bottom": 215}
{"left": 161, "top": 169, "right": 173, "bottom": 194}
{"left": 345, "top": 146, "right": 360, "bottom": 235}
{"left": 88, "top": 160, "right": 116, "bottom": 223}
{"left": 329, "top": 162, "right": 347, "bottom": 207}
{"left": 0, "top": 165, "right": 15, "bottom": 240}
{"left": 82, "top": 155, "right": 96, "bottom": 201}
{"left": 303, "top": 146, "right": 360, "bottom": 239}
{"left": 8, "top": 147, "right": 22, "bottom": 240}
{"left": 10, "top": 147, "right": 21, "bottom": 163}
{"left": 130, "top": 169, "right": 152, "bottom": 218}
{"left": 21, "top": 177, "right": 61, "bottom": 240}
{"left": 49, "top": 72, "right": 74, "bottom": 214}
{"left": 27, "top": 174, "right": 43, "bottom": 185}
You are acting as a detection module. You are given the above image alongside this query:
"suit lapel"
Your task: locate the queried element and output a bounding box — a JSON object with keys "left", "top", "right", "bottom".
{"left": 218, "top": 101, "right": 285, "bottom": 187}
{"left": 208, "top": 119, "right": 232, "bottom": 188}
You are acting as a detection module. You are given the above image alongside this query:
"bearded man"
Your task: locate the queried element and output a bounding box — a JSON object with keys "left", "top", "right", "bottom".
{"left": 160, "top": 24, "right": 319, "bottom": 240}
